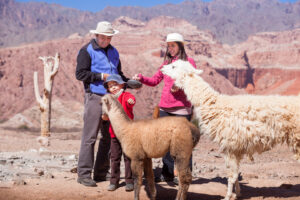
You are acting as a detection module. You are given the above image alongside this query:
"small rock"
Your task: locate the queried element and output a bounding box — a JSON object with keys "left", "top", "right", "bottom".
{"left": 39, "top": 147, "right": 48, "bottom": 152}
{"left": 9, "top": 156, "right": 21, "bottom": 160}
{"left": 37, "top": 170, "right": 44, "bottom": 176}
{"left": 28, "top": 149, "right": 38, "bottom": 153}
{"left": 209, "top": 166, "right": 216, "bottom": 172}
{"left": 45, "top": 173, "right": 54, "bottom": 179}
{"left": 0, "top": 160, "right": 6, "bottom": 165}
{"left": 13, "top": 178, "right": 26, "bottom": 185}
{"left": 70, "top": 167, "right": 77, "bottom": 173}
{"left": 67, "top": 155, "right": 77, "bottom": 160}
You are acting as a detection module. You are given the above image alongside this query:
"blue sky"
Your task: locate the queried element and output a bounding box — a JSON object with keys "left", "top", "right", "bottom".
{"left": 16, "top": 0, "right": 299, "bottom": 13}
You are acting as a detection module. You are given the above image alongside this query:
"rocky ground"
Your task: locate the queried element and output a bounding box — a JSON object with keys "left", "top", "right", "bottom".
{"left": 0, "top": 127, "right": 300, "bottom": 200}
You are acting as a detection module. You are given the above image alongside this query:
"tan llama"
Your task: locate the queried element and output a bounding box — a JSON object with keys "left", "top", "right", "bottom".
{"left": 101, "top": 94, "right": 200, "bottom": 200}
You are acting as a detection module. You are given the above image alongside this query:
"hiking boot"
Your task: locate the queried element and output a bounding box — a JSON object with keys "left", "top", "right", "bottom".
{"left": 125, "top": 183, "right": 134, "bottom": 192}
{"left": 77, "top": 177, "right": 97, "bottom": 187}
{"left": 154, "top": 175, "right": 163, "bottom": 183}
{"left": 107, "top": 183, "right": 118, "bottom": 191}
{"left": 173, "top": 177, "right": 179, "bottom": 185}
{"left": 155, "top": 174, "right": 173, "bottom": 183}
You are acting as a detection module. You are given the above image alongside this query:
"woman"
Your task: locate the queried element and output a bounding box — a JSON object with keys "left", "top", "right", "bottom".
{"left": 133, "top": 33, "right": 196, "bottom": 184}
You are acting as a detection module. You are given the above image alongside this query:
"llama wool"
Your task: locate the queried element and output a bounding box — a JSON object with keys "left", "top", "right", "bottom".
{"left": 161, "top": 59, "right": 300, "bottom": 200}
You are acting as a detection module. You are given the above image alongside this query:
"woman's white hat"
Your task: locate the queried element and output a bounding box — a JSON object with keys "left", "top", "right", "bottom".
{"left": 166, "top": 33, "right": 184, "bottom": 43}
{"left": 90, "top": 21, "right": 119, "bottom": 36}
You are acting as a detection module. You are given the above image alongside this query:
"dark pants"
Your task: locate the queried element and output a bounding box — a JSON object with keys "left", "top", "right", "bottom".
{"left": 159, "top": 110, "right": 193, "bottom": 179}
{"left": 110, "top": 137, "right": 133, "bottom": 185}
{"left": 77, "top": 93, "right": 111, "bottom": 179}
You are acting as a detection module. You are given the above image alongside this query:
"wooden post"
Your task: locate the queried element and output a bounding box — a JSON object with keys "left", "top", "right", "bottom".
{"left": 33, "top": 53, "right": 60, "bottom": 146}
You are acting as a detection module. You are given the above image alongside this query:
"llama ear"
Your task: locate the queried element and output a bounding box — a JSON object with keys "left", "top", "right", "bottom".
{"left": 106, "top": 101, "right": 111, "bottom": 111}
{"left": 103, "top": 97, "right": 111, "bottom": 111}
{"left": 102, "top": 97, "right": 108, "bottom": 104}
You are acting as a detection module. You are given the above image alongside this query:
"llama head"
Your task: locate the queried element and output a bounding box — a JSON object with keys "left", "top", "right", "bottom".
{"left": 101, "top": 94, "right": 114, "bottom": 115}
{"left": 161, "top": 59, "right": 203, "bottom": 88}
{"left": 101, "top": 94, "right": 123, "bottom": 116}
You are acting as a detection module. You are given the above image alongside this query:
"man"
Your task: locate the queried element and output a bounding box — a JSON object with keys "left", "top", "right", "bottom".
{"left": 75, "top": 21, "right": 129, "bottom": 187}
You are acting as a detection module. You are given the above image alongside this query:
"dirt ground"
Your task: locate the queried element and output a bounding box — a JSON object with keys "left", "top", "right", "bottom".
{"left": 0, "top": 128, "right": 300, "bottom": 200}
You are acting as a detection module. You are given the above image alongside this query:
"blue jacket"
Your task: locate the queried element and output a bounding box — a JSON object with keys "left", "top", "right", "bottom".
{"left": 75, "top": 39, "right": 129, "bottom": 95}
{"left": 87, "top": 43, "right": 119, "bottom": 94}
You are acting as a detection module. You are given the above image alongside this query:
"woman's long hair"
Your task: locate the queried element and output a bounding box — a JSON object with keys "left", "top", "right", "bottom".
{"left": 164, "top": 42, "right": 188, "bottom": 64}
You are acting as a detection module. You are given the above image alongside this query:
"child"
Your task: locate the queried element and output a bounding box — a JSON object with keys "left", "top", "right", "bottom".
{"left": 102, "top": 74, "right": 135, "bottom": 192}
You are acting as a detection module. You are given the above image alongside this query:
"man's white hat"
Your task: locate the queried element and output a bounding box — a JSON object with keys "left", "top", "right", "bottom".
{"left": 90, "top": 21, "right": 119, "bottom": 36}
{"left": 166, "top": 33, "right": 184, "bottom": 43}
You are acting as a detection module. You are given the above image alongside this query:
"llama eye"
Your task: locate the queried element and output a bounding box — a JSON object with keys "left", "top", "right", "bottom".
{"left": 172, "top": 65, "right": 175, "bottom": 69}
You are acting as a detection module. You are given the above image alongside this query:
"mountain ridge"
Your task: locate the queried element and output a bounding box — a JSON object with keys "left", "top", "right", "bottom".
{"left": 1, "top": 0, "right": 300, "bottom": 47}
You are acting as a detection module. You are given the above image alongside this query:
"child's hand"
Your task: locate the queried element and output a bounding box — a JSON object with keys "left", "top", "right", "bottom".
{"left": 102, "top": 114, "right": 109, "bottom": 121}
{"left": 171, "top": 85, "right": 179, "bottom": 93}
{"left": 127, "top": 98, "right": 135, "bottom": 105}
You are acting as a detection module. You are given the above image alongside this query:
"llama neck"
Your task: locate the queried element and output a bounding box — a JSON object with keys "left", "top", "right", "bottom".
{"left": 107, "top": 102, "right": 132, "bottom": 142}
{"left": 182, "top": 74, "right": 219, "bottom": 108}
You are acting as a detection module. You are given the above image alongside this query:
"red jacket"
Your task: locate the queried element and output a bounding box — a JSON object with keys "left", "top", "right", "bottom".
{"left": 109, "top": 91, "right": 135, "bottom": 138}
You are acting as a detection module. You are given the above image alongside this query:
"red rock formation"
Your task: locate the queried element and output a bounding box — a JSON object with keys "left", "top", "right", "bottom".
{"left": 214, "top": 29, "right": 300, "bottom": 95}
{"left": 0, "top": 16, "right": 242, "bottom": 122}
{"left": 1, "top": 16, "right": 299, "bottom": 123}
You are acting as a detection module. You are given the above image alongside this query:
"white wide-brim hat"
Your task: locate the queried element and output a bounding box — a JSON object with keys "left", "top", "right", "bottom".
{"left": 90, "top": 21, "right": 119, "bottom": 36}
{"left": 166, "top": 33, "right": 184, "bottom": 43}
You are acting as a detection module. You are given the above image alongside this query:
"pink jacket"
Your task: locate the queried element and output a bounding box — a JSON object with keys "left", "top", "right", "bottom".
{"left": 138, "top": 57, "right": 196, "bottom": 108}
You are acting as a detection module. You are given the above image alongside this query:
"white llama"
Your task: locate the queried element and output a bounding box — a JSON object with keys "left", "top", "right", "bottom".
{"left": 161, "top": 59, "right": 300, "bottom": 200}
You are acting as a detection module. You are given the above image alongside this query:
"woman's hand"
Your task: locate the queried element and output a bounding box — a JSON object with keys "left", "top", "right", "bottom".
{"left": 101, "top": 114, "right": 109, "bottom": 121}
{"left": 127, "top": 98, "right": 135, "bottom": 105}
{"left": 171, "top": 85, "right": 180, "bottom": 93}
{"left": 132, "top": 74, "right": 141, "bottom": 81}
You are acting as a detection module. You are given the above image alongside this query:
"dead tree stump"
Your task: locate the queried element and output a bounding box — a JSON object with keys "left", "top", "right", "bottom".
{"left": 33, "top": 53, "right": 60, "bottom": 146}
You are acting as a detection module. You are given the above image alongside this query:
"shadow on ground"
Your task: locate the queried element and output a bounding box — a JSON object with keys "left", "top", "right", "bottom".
{"left": 140, "top": 176, "right": 300, "bottom": 200}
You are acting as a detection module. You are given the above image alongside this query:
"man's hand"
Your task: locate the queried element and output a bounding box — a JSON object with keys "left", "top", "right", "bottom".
{"left": 102, "top": 73, "right": 110, "bottom": 81}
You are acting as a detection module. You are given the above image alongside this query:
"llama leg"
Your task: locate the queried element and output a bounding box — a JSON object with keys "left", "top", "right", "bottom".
{"left": 223, "top": 155, "right": 240, "bottom": 200}
{"left": 144, "top": 158, "right": 156, "bottom": 200}
{"left": 233, "top": 158, "right": 241, "bottom": 198}
{"left": 131, "top": 159, "right": 144, "bottom": 200}
{"left": 235, "top": 179, "right": 241, "bottom": 198}
{"left": 295, "top": 138, "right": 300, "bottom": 162}
{"left": 175, "top": 157, "right": 192, "bottom": 200}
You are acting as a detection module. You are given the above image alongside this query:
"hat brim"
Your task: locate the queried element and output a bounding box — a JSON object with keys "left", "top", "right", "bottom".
{"left": 166, "top": 40, "right": 185, "bottom": 44}
{"left": 90, "top": 29, "right": 119, "bottom": 36}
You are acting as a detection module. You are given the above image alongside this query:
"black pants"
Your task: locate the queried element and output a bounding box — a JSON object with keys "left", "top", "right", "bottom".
{"left": 110, "top": 137, "right": 133, "bottom": 185}
{"left": 77, "top": 93, "right": 111, "bottom": 179}
{"left": 159, "top": 110, "right": 193, "bottom": 179}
